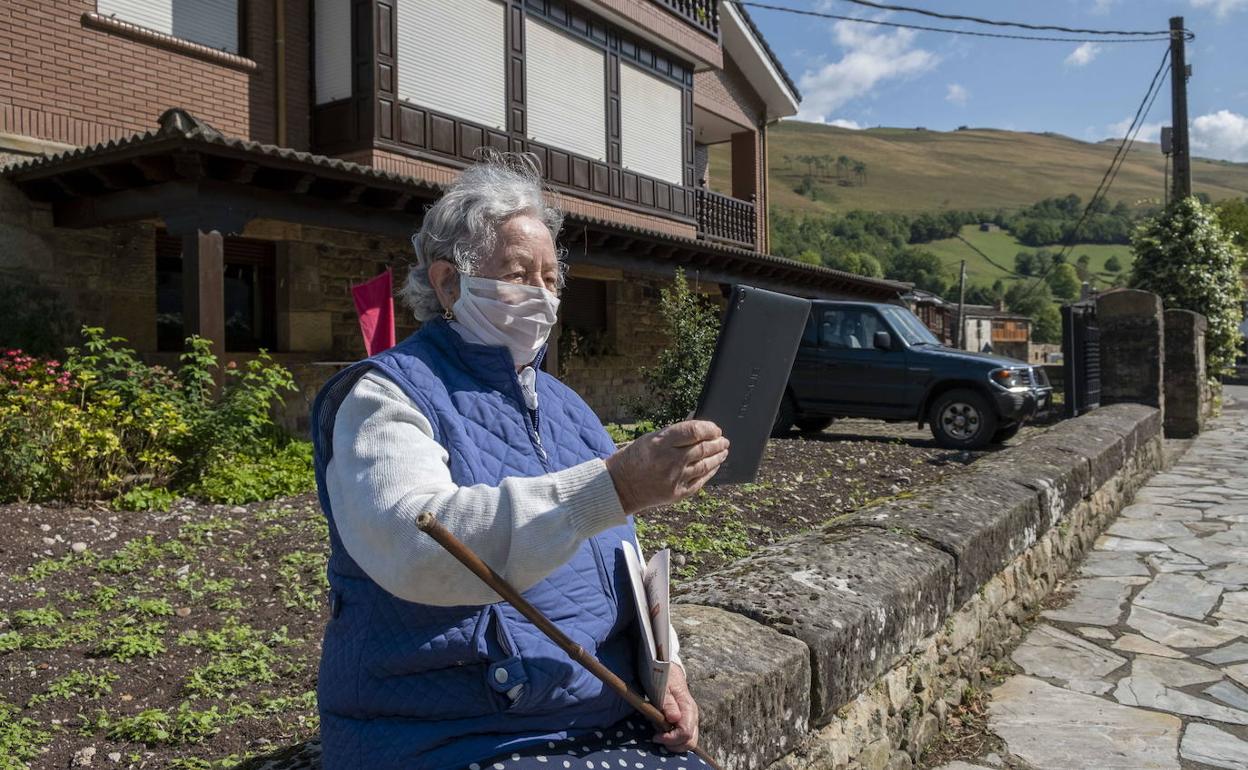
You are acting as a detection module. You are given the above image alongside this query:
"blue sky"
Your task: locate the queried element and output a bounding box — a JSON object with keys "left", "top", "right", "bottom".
{"left": 743, "top": 0, "right": 1248, "bottom": 162}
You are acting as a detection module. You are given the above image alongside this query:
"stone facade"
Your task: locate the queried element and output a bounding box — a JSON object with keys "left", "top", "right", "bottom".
{"left": 1163, "top": 308, "right": 1208, "bottom": 439}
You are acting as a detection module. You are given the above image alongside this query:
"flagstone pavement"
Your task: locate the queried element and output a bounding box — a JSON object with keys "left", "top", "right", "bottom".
{"left": 935, "top": 386, "right": 1248, "bottom": 770}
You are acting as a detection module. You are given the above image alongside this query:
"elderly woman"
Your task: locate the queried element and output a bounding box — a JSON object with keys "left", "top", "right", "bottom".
{"left": 311, "top": 155, "right": 729, "bottom": 770}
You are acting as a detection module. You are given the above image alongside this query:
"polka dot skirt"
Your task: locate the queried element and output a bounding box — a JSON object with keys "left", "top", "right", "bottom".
{"left": 472, "top": 719, "right": 711, "bottom": 770}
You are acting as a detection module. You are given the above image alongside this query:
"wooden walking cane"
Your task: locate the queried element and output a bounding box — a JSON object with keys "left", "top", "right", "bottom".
{"left": 415, "top": 512, "right": 725, "bottom": 770}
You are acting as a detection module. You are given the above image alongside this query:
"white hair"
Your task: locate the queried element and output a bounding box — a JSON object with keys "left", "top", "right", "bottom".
{"left": 401, "top": 152, "right": 566, "bottom": 321}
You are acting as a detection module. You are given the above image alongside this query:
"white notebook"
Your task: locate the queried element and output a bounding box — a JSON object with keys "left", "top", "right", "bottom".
{"left": 622, "top": 540, "right": 673, "bottom": 706}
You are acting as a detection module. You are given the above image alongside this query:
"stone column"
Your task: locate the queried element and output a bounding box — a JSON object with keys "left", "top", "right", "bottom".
{"left": 1163, "top": 308, "right": 1207, "bottom": 438}
{"left": 1096, "top": 289, "right": 1164, "bottom": 412}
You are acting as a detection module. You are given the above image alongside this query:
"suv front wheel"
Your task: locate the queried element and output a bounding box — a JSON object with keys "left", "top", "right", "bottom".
{"left": 929, "top": 389, "right": 998, "bottom": 449}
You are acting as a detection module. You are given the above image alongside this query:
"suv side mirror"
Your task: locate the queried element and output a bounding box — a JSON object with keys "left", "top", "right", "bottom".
{"left": 873, "top": 330, "right": 892, "bottom": 350}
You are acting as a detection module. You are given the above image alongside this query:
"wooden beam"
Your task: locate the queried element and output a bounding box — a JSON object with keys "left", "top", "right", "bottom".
{"left": 182, "top": 229, "right": 226, "bottom": 366}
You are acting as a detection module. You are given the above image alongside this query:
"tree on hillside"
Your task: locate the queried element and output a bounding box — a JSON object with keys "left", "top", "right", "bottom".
{"left": 1004, "top": 281, "right": 1061, "bottom": 344}
{"left": 836, "top": 155, "right": 851, "bottom": 179}
{"left": 1105, "top": 255, "right": 1123, "bottom": 273}
{"left": 1131, "top": 197, "right": 1245, "bottom": 376}
{"left": 853, "top": 161, "right": 868, "bottom": 186}
{"left": 1047, "top": 262, "right": 1082, "bottom": 300}
{"left": 825, "top": 251, "right": 884, "bottom": 278}
{"left": 884, "top": 249, "right": 948, "bottom": 294}
{"left": 1214, "top": 197, "right": 1248, "bottom": 251}
{"left": 1075, "top": 254, "right": 1092, "bottom": 280}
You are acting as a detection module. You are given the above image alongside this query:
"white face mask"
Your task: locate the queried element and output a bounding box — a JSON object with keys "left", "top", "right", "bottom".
{"left": 451, "top": 275, "right": 560, "bottom": 366}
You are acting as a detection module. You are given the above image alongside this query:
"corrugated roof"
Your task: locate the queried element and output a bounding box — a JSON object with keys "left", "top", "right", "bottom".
{"left": 3, "top": 110, "right": 906, "bottom": 296}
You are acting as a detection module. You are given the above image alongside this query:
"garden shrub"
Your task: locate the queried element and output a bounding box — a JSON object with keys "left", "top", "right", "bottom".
{"left": 629, "top": 269, "right": 721, "bottom": 426}
{"left": 1130, "top": 197, "right": 1245, "bottom": 376}
{"left": 0, "top": 327, "right": 313, "bottom": 505}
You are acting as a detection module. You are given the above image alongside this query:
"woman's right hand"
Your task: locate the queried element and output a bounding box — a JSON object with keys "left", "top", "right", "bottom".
{"left": 604, "top": 420, "right": 729, "bottom": 515}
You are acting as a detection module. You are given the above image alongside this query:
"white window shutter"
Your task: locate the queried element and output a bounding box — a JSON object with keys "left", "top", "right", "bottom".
{"left": 525, "top": 18, "right": 606, "bottom": 162}
{"left": 620, "top": 63, "right": 683, "bottom": 185}
{"left": 314, "top": 0, "right": 352, "bottom": 104}
{"left": 396, "top": 0, "right": 506, "bottom": 130}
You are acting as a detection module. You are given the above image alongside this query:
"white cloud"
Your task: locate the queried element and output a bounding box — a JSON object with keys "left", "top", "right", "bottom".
{"left": 828, "top": 118, "right": 864, "bottom": 130}
{"left": 1190, "top": 0, "right": 1248, "bottom": 18}
{"left": 1192, "top": 110, "right": 1248, "bottom": 161}
{"left": 1089, "top": 0, "right": 1117, "bottom": 14}
{"left": 1105, "top": 117, "right": 1164, "bottom": 144}
{"left": 795, "top": 21, "right": 939, "bottom": 123}
{"left": 945, "top": 83, "right": 969, "bottom": 106}
{"left": 1065, "top": 42, "right": 1101, "bottom": 67}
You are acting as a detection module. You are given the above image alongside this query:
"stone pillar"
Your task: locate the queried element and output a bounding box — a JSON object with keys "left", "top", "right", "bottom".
{"left": 1163, "top": 308, "right": 1207, "bottom": 438}
{"left": 1096, "top": 289, "right": 1164, "bottom": 412}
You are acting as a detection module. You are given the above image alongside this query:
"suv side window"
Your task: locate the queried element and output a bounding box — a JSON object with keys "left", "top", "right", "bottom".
{"left": 801, "top": 313, "right": 818, "bottom": 346}
{"left": 819, "top": 308, "right": 883, "bottom": 349}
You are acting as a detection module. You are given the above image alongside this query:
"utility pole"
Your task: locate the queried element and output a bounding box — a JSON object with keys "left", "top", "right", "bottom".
{"left": 1169, "top": 16, "right": 1192, "bottom": 201}
{"left": 956, "top": 260, "right": 967, "bottom": 350}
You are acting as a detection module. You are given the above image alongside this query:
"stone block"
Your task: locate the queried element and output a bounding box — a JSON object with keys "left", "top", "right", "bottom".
{"left": 678, "top": 527, "right": 955, "bottom": 725}
{"left": 1163, "top": 308, "right": 1207, "bottom": 438}
{"left": 673, "top": 604, "right": 811, "bottom": 770}
{"left": 846, "top": 472, "right": 1042, "bottom": 607}
{"left": 280, "top": 311, "right": 334, "bottom": 353}
{"left": 1096, "top": 289, "right": 1164, "bottom": 410}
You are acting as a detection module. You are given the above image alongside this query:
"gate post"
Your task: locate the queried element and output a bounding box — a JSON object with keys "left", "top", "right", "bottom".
{"left": 1096, "top": 289, "right": 1164, "bottom": 413}
{"left": 1163, "top": 308, "right": 1207, "bottom": 437}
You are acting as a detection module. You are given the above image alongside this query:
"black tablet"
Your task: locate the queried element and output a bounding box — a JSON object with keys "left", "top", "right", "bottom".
{"left": 694, "top": 285, "right": 811, "bottom": 485}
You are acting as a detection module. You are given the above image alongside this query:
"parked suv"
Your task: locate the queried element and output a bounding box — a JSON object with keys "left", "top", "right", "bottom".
{"left": 774, "top": 301, "right": 1052, "bottom": 449}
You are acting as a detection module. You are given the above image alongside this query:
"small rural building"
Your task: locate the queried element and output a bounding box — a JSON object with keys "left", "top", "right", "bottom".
{"left": 0, "top": 0, "right": 907, "bottom": 428}
{"left": 960, "top": 303, "right": 1032, "bottom": 361}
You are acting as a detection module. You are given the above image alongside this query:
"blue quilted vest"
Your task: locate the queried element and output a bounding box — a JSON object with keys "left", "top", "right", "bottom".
{"left": 310, "top": 319, "right": 639, "bottom": 770}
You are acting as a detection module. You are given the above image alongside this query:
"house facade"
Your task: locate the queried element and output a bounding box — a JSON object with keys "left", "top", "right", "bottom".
{"left": 0, "top": 0, "right": 907, "bottom": 426}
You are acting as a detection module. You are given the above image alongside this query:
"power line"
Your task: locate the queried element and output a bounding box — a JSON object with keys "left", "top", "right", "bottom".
{"left": 818, "top": 0, "right": 1182, "bottom": 38}
{"left": 1017, "top": 47, "right": 1171, "bottom": 302}
{"left": 727, "top": 1, "right": 1188, "bottom": 43}
{"left": 954, "top": 234, "right": 1029, "bottom": 280}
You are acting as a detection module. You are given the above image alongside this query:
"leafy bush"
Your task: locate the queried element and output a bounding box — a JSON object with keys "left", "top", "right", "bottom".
{"left": 188, "top": 440, "right": 314, "bottom": 505}
{"left": 630, "top": 270, "right": 721, "bottom": 426}
{"left": 603, "top": 421, "right": 657, "bottom": 444}
{"left": 1130, "top": 197, "right": 1245, "bottom": 376}
{"left": 0, "top": 327, "right": 311, "bottom": 505}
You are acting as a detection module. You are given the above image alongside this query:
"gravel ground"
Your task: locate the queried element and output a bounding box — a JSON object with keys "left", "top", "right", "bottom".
{"left": 0, "top": 416, "right": 1052, "bottom": 768}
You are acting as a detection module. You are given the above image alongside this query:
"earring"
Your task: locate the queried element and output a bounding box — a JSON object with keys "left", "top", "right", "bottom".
{"left": 442, "top": 307, "right": 454, "bottom": 320}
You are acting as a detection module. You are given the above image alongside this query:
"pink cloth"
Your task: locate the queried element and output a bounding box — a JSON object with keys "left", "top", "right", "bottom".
{"left": 351, "top": 269, "right": 396, "bottom": 356}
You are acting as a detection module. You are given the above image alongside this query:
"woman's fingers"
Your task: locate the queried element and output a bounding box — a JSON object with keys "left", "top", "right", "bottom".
{"left": 662, "top": 420, "right": 722, "bottom": 447}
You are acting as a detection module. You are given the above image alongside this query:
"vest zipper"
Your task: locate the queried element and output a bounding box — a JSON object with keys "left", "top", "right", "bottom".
{"left": 508, "top": 370, "right": 550, "bottom": 470}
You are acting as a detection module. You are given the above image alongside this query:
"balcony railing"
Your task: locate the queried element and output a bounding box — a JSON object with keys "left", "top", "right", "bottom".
{"left": 696, "top": 188, "right": 756, "bottom": 250}
{"left": 653, "top": 0, "right": 719, "bottom": 37}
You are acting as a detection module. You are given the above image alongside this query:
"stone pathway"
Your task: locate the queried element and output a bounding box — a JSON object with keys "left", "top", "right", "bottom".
{"left": 936, "top": 389, "right": 1248, "bottom": 770}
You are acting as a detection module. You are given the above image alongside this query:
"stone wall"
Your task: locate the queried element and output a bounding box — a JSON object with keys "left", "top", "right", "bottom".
{"left": 673, "top": 403, "right": 1164, "bottom": 769}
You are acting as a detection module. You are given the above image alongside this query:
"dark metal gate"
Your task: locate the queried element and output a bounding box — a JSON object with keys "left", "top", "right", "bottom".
{"left": 1062, "top": 300, "right": 1101, "bottom": 418}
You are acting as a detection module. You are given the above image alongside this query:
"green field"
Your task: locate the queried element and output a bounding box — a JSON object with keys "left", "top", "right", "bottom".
{"left": 711, "top": 121, "right": 1248, "bottom": 216}
{"left": 923, "top": 225, "right": 1134, "bottom": 290}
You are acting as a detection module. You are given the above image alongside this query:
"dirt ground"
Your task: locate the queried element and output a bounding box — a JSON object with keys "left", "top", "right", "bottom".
{"left": 0, "top": 418, "right": 1046, "bottom": 768}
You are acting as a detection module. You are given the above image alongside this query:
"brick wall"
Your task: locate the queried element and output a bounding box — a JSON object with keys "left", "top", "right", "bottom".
{"left": 0, "top": 0, "right": 311, "bottom": 148}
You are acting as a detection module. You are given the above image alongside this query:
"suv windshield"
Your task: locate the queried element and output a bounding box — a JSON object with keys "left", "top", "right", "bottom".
{"left": 879, "top": 305, "right": 941, "bottom": 346}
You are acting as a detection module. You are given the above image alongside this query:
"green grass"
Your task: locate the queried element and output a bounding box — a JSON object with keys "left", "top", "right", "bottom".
{"left": 923, "top": 225, "right": 1135, "bottom": 290}
{"left": 712, "top": 121, "right": 1248, "bottom": 216}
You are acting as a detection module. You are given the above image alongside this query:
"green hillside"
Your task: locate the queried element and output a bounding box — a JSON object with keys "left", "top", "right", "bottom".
{"left": 924, "top": 225, "right": 1134, "bottom": 290}
{"left": 710, "top": 121, "right": 1248, "bottom": 216}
